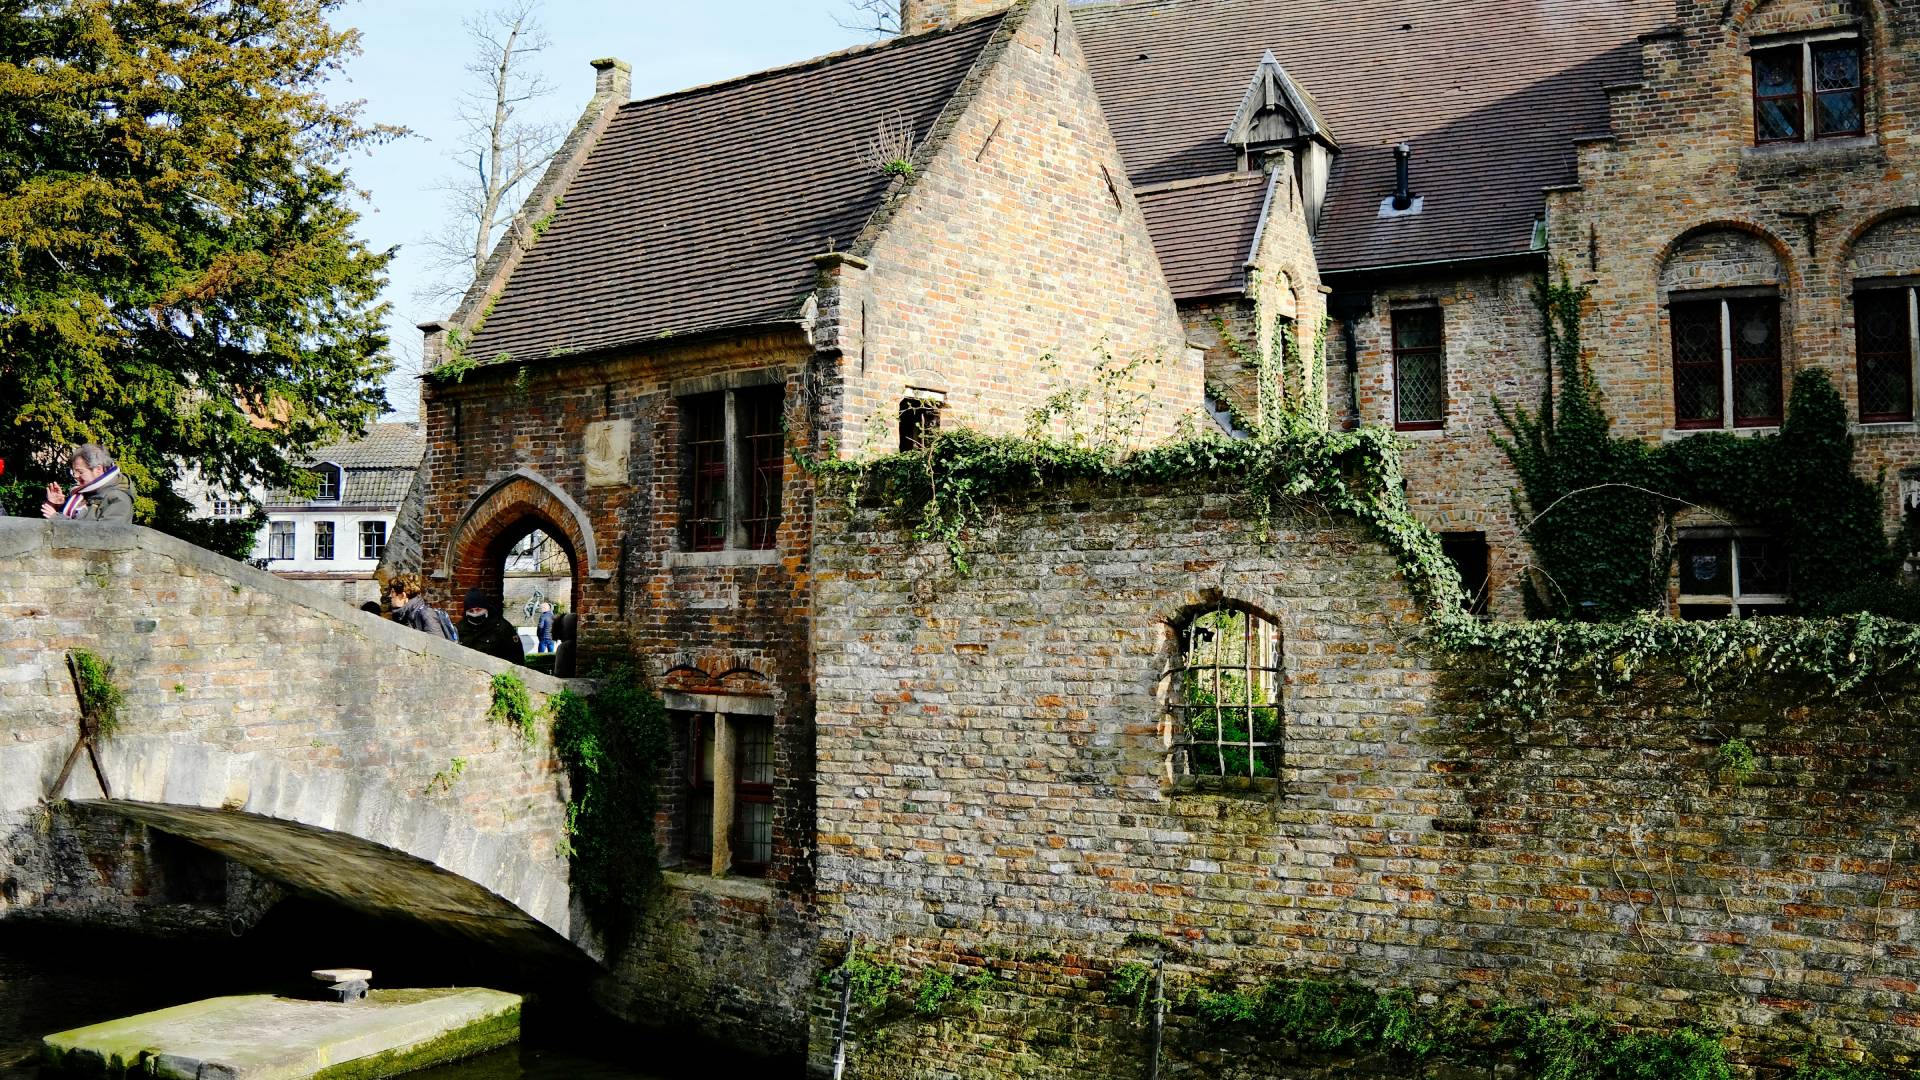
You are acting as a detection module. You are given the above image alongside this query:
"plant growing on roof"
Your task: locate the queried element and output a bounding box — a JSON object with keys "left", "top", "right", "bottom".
{"left": 860, "top": 109, "right": 921, "bottom": 179}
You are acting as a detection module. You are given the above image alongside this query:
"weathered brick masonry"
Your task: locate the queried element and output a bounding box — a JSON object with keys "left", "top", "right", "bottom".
{"left": 808, "top": 482, "right": 1919, "bottom": 1077}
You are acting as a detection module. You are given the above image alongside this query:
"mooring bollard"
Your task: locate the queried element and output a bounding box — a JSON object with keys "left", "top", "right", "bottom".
{"left": 310, "top": 967, "right": 372, "bottom": 1003}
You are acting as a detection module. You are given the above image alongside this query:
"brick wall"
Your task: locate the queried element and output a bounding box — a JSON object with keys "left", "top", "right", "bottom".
{"left": 818, "top": 0, "right": 1201, "bottom": 456}
{"left": 1332, "top": 267, "right": 1547, "bottom": 617}
{"left": 807, "top": 480, "right": 1920, "bottom": 1077}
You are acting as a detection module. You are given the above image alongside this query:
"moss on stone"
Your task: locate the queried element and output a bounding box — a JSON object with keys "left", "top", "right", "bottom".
{"left": 308, "top": 999, "right": 520, "bottom": 1080}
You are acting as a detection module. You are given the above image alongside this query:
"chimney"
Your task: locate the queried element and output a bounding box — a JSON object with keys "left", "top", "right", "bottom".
{"left": 591, "top": 57, "right": 631, "bottom": 102}
{"left": 1392, "top": 144, "right": 1415, "bottom": 211}
{"left": 900, "top": 0, "right": 1013, "bottom": 35}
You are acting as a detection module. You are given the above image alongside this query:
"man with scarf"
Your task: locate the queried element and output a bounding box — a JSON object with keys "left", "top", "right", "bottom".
{"left": 39, "top": 444, "right": 133, "bottom": 523}
{"left": 459, "top": 588, "right": 524, "bottom": 665}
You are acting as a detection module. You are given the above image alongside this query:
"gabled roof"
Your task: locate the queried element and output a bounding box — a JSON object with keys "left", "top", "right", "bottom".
{"left": 465, "top": 15, "right": 1007, "bottom": 365}
{"left": 1137, "top": 172, "right": 1271, "bottom": 300}
{"left": 1225, "top": 51, "right": 1334, "bottom": 150}
{"left": 263, "top": 423, "right": 423, "bottom": 508}
{"left": 1074, "top": 0, "right": 1665, "bottom": 275}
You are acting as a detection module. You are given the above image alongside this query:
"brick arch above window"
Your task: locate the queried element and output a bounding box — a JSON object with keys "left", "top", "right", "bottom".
{"left": 1657, "top": 224, "right": 1791, "bottom": 299}
{"left": 1733, "top": 0, "right": 1887, "bottom": 40}
{"left": 1846, "top": 211, "right": 1920, "bottom": 279}
{"left": 442, "top": 468, "right": 608, "bottom": 586}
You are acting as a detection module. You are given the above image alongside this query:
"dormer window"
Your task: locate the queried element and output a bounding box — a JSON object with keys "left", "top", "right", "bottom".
{"left": 1753, "top": 35, "right": 1863, "bottom": 144}
{"left": 313, "top": 462, "right": 341, "bottom": 502}
{"left": 1224, "top": 51, "right": 1337, "bottom": 231}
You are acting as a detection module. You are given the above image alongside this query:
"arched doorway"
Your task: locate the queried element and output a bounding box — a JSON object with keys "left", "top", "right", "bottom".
{"left": 444, "top": 469, "right": 605, "bottom": 665}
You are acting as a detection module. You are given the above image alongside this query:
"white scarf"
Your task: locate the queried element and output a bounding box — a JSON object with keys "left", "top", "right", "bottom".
{"left": 61, "top": 466, "right": 120, "bottom": 519}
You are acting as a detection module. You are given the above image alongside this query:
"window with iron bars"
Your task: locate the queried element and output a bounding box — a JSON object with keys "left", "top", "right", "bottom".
{"left": 1164, "top": 605, "right": 1283, "bottom": 788}
{"left": 680, "top": 385, "right": 785, "bottom": 552}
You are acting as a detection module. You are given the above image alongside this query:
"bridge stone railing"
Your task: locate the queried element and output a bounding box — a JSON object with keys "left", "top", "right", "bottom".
{"left": 0, "top": 520, "right": 593, "bottom": 958}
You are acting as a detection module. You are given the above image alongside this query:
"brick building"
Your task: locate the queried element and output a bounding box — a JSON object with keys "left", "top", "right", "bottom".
{"left": 383, "top": 0, "right": 1920, "bottom": 1059}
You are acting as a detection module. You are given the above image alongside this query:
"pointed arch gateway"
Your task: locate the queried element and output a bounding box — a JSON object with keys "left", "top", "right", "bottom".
{"left": 443, "top": 468, "right": 610, "bottom": 622}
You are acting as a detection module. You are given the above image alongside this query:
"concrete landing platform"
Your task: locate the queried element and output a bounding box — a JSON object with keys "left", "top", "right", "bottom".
{"left": 42, "top": 987, "right": 520, "bottom": 1079}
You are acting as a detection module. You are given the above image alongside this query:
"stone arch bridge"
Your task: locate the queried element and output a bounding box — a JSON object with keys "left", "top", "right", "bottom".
{"left": 0, "top": 521, "right": 595, "bottom": 960}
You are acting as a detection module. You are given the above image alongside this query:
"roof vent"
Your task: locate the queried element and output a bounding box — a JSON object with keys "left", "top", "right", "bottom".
{"left": 1380, "top": 143, "right": 1423, "bottom": 218}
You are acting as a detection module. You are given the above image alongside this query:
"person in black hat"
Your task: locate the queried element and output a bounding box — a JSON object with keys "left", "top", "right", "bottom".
{"left": 458, "top": 587, "right": 524, "bottom": 665}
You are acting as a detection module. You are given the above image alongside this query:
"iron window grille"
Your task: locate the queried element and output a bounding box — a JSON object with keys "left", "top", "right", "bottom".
{"left": 1164, "top": 605, "right": 1283, "bottom": 787}
{"left": 266, "top": 520, "right": 295, "bottom": 561}
{"left": 1677, "top": 531, "right": 1790, "bottom": 620}
{"left": 1392, "top": 308, "right": 1445, "bottom": 430}
{"left": 1855, "top": 286, "right": 1918, "bottom": 423}
{"left": 1671, "top": 295, "right": 1782, "bottom": 429}
{"left": 680, "top": 385, "right": 785, "bottom": 552}
{"left": 358, "top": 520, "right": 387, "bottom": 561}
{"left": 1753, "top": 37, "right": 1863, "bottom": 144}
{"left": 313, "top": 520, "right": 335, "bottom": 562}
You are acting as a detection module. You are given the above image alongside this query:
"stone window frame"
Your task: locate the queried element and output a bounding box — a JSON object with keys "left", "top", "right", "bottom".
{"left": 358, "top": 519, "right": 388, "bottom": 561}
{"left": 313, "top": 462, "right": 342, "bottom": 503}
{"left": 665, "top": 692, "right": 777, "bottom": 879}
{"left": 1667, "top": 288, "right": 1785, "bottom": 430}
{"left": 312, "top": 520, "right": 335, "bottom": 562}
{"left": 266, "top": 519, "right": 295, "bottom": 561}
{"left": 1852, "top": 279, "right": 1920, "bottom": 424}
{"left": 1160, "top": 601, "right": 1285, "bottom": 795}
{"left": 1390, "top": 304, "right": 1446, "bottom": 432}
{"left": 674, "top": 371, "right": 789, "bottom": 555}
{"left": 1676, "top": 527, "right": 1790, "bottom": 620}
{"left": 1749, "top": 29, "right": 1866, "bottom": 146}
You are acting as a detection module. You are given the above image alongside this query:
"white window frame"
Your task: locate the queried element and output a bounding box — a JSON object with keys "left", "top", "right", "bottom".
{"left": 313, "top": 520, "right": 335, "bottom": 562}
{"left": 266, "top": 520, "right": 295, "bottom": 561}
{"left": 314, "top": 462, "right": 342, "bottom": 503}
{"left": 1677, "top": 529, "right": 1790, "bottom": 618}
{"left": 358, "top": 520, "right": 387, "bottom": 561}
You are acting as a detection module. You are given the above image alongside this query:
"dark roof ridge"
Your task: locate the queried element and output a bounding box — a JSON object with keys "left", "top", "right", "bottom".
{"left": 618, "top": 10, "right": 1013, "bottom": 114}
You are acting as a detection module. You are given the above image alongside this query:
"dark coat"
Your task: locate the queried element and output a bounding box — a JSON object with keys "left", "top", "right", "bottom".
{"left": 460, "top": 613, "right": 524, "bottom": 665}
{"left": 81, "top": 476, "right": 134, "bottom": 523}
{"left": 397, "top": 596, "right": 457, "bottom": 640}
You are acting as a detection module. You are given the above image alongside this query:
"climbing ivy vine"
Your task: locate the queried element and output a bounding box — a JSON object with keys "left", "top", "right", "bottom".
{"left": 549, "top": 663, "right": 669, "bottom": 944}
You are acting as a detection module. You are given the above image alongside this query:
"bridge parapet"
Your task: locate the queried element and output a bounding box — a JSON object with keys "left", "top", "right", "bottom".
{"left": 0, "top": 520, "right": 593, "bottom": 958}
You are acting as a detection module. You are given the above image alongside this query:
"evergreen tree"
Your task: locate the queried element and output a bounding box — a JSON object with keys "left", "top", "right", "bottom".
{"left": 0, "top": 0, "right": 397, "bottom": 545}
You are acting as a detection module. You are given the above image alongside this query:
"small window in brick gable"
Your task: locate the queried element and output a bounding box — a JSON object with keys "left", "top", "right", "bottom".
{"left": 1671, "top": 294, "right": 1783, "bottom": 429}
{"left": 1855, "top": 285, "right": 1918, "bottom": 423}
{"left": 1752, "top": 36, "right": 1864, "bottom": 144}
{"left": 899, "top": 394, "right": 944, "bottom": 452}
{"left": 1391, "top": 307, "right": 1445, "bottom": 431}
{"left": 1165, "top": 604, "right": 1283, "bottom": 791}
{"left": 680, "top": 385, "right": 785, "bottom": 552}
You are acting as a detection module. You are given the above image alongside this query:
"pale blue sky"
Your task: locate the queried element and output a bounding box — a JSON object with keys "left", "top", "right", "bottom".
{"left": 328, "top": 1, "right": 875, "bottom": 418}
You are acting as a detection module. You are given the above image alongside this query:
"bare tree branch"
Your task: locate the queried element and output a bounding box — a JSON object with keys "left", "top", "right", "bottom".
{"left": 416, "top": 1, "right": 567, "bottom": 308}
{"left": 836, "top": 0, "right": 900, "bottom": 37}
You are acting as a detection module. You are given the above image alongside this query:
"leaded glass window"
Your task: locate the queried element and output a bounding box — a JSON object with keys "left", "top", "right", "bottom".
{"left": 1392, "top": 308, "right": 1444, "bottom": 430}
{"left": 1670, "top": 295, "right": 1781, "bottom": 429}
{"left": 1855, "top": 288, "right": 1914, "bottom": 423}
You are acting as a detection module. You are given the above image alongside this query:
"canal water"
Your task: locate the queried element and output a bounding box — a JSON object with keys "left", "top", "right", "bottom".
{"left": 0, "top": 901, "right": 761, "bottom": 1079}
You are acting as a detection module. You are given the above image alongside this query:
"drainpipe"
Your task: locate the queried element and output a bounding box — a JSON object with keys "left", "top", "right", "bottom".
{"left": 1326, "top": 290, "right": 1374, "bottom": 430}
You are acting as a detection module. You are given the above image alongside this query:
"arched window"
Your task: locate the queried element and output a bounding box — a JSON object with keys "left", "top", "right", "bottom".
{"left": 1166, "top": 604, "right": 1283, "bottom": 783}
{"left": 313, "top": 462, "right": 342, "bottom": 502}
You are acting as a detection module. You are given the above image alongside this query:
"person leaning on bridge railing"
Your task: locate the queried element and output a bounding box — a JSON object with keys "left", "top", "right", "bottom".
{"left": 39, "top": 444, "right": 133, "bottom": 524}
{"left": 385, "top": 573, "right": 458, "bottom": 643}
{"left": 458, "top": 588, "right": 524, "bottom": 666}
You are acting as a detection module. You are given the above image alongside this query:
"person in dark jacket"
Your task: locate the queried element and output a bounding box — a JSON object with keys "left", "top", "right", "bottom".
{"left": 386, "top": 574, "right": 457, "bottom": 641}
{"left": 535, "top": 602, "right": 554, "bottom": 654}
{"left": 40, "top": 444, "right": 134, "bottom": 523}
{"left": 459, "top": 588, "right": 524, "bottom": 665}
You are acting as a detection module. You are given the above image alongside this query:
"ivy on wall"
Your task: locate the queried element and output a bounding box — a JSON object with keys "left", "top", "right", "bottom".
{"left": 1497, "top": 277, "right": 1911, "bottom": 620}
{"left": 549, "top": 664, "right": 669, "bottom": 944}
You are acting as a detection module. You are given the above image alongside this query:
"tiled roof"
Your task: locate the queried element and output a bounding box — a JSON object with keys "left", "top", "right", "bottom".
{"left": 303, "top": 423, "right": 424, "bottom": 469}
{"left": 1137, "top": 172, "right": 1271, "bottom": 300}
{"left": 1074, "top": 0, "right": 1665, "bottom": 275}
{"left": 264, "top": 423, "right": 422, "bottom": 508}
{"left": 466, "top": 16, "right": 1007, "bottom": 364}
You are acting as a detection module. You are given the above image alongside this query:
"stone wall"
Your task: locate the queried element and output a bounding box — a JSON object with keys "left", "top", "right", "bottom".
{"left": 0, "top": 521, "right": 582, "bottom": 954}
{"left": 806, "top": 481, "right": 1920, "bottom": 1078}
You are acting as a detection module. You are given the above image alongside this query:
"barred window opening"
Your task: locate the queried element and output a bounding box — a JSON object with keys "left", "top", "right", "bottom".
{"left": 1166, "top": 605, "right": 1283, "bottom": 784}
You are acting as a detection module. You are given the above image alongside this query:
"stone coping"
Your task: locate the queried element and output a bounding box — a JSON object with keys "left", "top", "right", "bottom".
{"left": 0, "top": 519, "right": 583, "bottom": 697}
